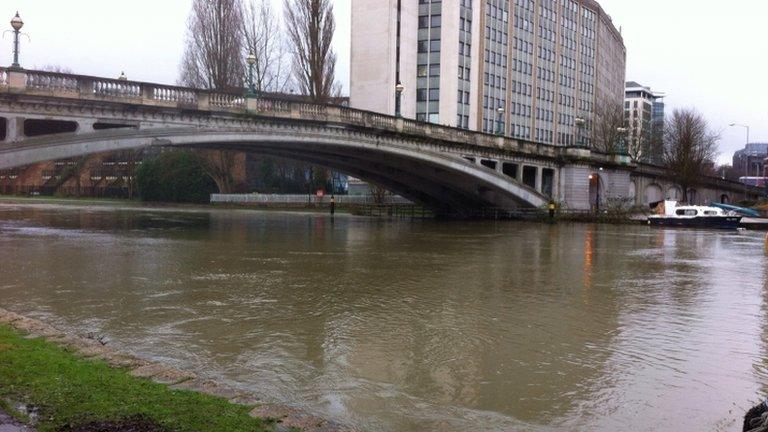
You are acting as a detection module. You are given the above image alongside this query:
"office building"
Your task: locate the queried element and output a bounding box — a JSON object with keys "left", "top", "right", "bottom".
{"left": 351, "top": 0, "right": 627, "bottom": 147}
{"left": 624, "top": 81, "right": 665, "bottom": 158}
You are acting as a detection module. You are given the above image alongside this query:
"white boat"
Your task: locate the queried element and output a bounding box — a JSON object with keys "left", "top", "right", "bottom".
{"left": 648, "top": 201, "right": 742, "bottom": 230}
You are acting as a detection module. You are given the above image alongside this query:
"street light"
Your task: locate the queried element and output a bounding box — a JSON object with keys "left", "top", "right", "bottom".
{"left": 245, "top": 52, "right": 256, "bottom": 97}
{"left": 730, "top": 122, "right": 750, "bottom": 198}
{"left": 395, "top": 81, "right": 404, "bottom": 118}
{"left": 496, "top": 106, "right": 505, "bottom": 136}
{"left": 616, "top": 127, "right": 629, "bottom": 155}
{"left": 9, "top": 12, "right": 23, "bottom": 69}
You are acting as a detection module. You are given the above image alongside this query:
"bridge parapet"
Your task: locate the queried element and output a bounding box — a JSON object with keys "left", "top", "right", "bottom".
{"left": 0, "top": 67, "right": 572, "bottom": 159}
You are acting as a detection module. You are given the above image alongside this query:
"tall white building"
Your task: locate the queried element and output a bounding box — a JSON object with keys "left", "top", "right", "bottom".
{"left": 351, "top": 0, "right": 627, "bottom": 147}
{"left": 624, "top": 81, "right": 665, "bottom": 159}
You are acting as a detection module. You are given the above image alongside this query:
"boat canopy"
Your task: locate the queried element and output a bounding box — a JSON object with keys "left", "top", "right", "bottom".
{"left": 709, "top": 203, "right": 761, "bottom": 218}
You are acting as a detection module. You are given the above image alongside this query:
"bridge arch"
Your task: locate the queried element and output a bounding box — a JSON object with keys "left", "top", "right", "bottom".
{"left": 0, "top": 127, "right": 549, "bottom": 216}
{"left": 667, "top": 186, "right": 682, "bottom": 201}
{"left": 644, "top": 183, "right": 663, "bottom": 205}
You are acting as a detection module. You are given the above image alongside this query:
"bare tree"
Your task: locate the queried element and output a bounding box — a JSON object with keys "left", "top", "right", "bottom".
{"left": 243, "top": 0, "right": 292, "bottom": 92}
{"left": 283, "top": 0, "right": 339, "bottom": 102}
{"left": 179, "top": 0, "right": 247, "bottom": 193}
{"left": 40, "top": 65, "right": 74, "bottom": 74}
{"left": 180, "top": 0, "right": 245, "bottom": 91}
{"left": 592, "top": 104, "right": 627, "bottom": 154}
{"left": 663, "top": 108, "right": 719, "bottom": 202}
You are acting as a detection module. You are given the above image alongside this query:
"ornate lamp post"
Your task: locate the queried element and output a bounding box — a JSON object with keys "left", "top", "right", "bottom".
{"left": 9, "top": 12, "right": 23, "bottom": 69}
{"left": 616, "top": 127, "right": 628, "bottom": 155}
{"left": 496, "top": 106, "right": 505, "bottom": 136}
{"left": 575, "top": 117, "right": 586, "bottom": 147}
{"left": 395, "top": 82, "right": 404, "bottom": 118}
{"left": 245, "top": 52, "right": 257, "bottom": 97}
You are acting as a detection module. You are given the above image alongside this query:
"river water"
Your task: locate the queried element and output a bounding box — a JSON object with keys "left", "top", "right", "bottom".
{"left": 0, "top": 203, "right": 766, "bottom": 431}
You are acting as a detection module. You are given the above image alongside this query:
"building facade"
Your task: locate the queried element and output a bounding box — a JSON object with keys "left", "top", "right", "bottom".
{"left": 351, "top": 0, "right": 627, "bottom": 147}
{"left": 624, "top": 81, "right": 664, "bottom": 160}
{"left": 733, "top": 143, "right": 768, "bottom": 185}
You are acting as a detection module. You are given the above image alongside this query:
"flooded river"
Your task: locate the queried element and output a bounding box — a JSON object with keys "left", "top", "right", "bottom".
{"left": 0, "top": 202, "right": 766, "bottom": 431}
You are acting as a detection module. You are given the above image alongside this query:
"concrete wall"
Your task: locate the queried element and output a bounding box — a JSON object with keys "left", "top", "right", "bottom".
{"left": 350, "top": 0, "right": 397, "bottom": 116}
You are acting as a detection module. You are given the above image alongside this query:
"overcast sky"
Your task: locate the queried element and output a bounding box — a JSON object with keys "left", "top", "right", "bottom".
{"left": 5, "top": 0, "right": 766, "bottom": 164}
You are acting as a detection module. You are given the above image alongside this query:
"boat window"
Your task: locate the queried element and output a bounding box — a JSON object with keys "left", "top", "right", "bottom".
{"left": 704, "top": 211, "right": 718, "bottom": 216}
{"left": 676, "top": 209, "right": 698, "bottom": 216}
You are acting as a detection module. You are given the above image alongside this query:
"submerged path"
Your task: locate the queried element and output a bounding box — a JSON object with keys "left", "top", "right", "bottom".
{"left": 0, "top": 409, "right": 32, "bottom": 432}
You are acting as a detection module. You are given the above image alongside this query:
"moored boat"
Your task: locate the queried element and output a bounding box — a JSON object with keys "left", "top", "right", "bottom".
{"left": 648, "top": 201, "right": 742, "bottom": 230}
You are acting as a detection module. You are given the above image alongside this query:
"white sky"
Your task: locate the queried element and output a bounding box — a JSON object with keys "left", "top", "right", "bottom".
{"left": 5, "top": 0, "right": 766, "bottom": 164}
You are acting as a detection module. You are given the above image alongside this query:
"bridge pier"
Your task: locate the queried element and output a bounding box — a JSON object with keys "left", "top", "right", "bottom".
{"left": 534, "top": 166, "right": 542, "bottom": 194}
{"left": 3, "top": 117, "right": 23, "bottom": 143}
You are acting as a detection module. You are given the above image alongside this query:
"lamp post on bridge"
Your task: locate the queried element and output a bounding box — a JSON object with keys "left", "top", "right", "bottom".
{"left": 496, "top": 106, "right": 505, "bottom": 136}
{"left": 9, "top": 12, "right": 23, "bottom": 70}
{"left": 575, "top": 117, "right": 586, "bottom": 147}
{"left": 616, "top": 127, "right": 629, "bottom": 155}
{"left": 245, "top": 52, "right": 257, "bottom": 97}
{"left": 395, "top": 82, "right": 404, "bottom": 118}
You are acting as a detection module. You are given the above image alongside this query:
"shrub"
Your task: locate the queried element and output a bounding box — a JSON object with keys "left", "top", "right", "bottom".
{"left": 136, "top": 151, "right": 218, "bottom": 203}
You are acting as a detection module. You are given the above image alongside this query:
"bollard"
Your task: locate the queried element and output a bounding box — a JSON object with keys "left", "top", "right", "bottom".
{"left": 330, "top": 196, "right": 336, "bottom": 216}
{"left": 548, "top": 202, "right": 556, "bottom": 221}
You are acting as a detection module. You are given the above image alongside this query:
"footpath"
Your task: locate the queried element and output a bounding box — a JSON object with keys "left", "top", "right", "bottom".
{"left": 0, "top": 408, "right": 32, "bottom": 432}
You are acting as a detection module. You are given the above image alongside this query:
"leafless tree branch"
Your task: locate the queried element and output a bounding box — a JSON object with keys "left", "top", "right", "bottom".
{"left": 283, "top": 0, "right": 339, "bottom": 102}
{"left": 179, "top": 0, "right": 246, "bottom": 91}
{"left": 663, "top": 108, "right": 720, "bottom": 202}
{"left": 242, "top": 0, "right": 292, "bottom": 92}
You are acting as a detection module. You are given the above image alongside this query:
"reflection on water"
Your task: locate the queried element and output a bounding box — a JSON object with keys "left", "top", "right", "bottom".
{"left": 0, "top": 203, "right": 766, "bottom": 431}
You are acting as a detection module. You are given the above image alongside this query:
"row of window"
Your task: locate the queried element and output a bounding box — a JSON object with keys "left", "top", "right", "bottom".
{"left": 486, "top": 24, "right": 509, "bottom": 45}
{"left": 485, "top": 49, "right": 508, "bottom": 67}
{"left": 535, "top": 128, "right": 554, "bottom": 142}
{"left": 458, "top": 65, "right": 471, "bottom": 80}
{"left": 511, "top": 59, "right": 533, "bottom": 75}
{"left": 417, "top": 64, "right": 441, "bottom": 77}
{"left": 537, "top": 67, "right": 556, "bottom": 83}
{"left": 536, "top": 107, "right": 554, "bottom": 122}
{"left": 416, "top": 3, "right": 442, "bottom": 122}
{"left": 485, "top": 73, "right": 506, "bottom": 90}
{"left": 417, "top": 39, "right": 441, "bottom": 53}
{"left": 486, "top": 3, "right": 509, "bottom": 21}
{"left": 418, "top": 15, "right": 442, "bottom": 28}
{"left": 537, "top": 87, "right": 556, "bottom": 103}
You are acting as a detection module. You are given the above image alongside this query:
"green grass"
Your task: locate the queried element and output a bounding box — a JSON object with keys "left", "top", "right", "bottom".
{"left": 0, "top": 325, "right": 271, "bottom": 432}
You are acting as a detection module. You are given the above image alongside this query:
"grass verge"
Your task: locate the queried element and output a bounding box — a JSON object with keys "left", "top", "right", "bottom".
{"left": 0, "top": 324, "right": 270, "bottom": 432}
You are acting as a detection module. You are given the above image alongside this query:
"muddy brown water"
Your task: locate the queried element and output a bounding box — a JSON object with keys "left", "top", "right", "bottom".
{"left": 0, "top": 203, "right": 766, "bottom": 431}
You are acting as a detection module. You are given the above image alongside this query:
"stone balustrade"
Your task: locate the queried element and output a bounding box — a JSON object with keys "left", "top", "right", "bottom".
{"left": 0, "top": 67, "right": 605, "bottom": 163}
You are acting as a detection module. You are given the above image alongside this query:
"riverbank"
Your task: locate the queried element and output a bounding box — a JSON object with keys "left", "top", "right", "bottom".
{"left": 0, "top": 309, "right": 352, "bottom": 432}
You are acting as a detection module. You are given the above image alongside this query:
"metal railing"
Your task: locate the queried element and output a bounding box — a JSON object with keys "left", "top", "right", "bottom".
{"left": 211, "top": 193, "right": 412, "bottom": 205}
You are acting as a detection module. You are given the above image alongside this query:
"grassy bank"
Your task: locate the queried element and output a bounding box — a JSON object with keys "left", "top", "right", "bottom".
{"left": 0, "top": 324, "right": 270, "bottom": 432}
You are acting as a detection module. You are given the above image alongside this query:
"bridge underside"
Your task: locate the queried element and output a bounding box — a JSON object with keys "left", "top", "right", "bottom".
{"left": 0, "top": 128, "right": 549, "bottom": 217}
{"left": 216, "top": 143, "right": 532, "bottom": 216}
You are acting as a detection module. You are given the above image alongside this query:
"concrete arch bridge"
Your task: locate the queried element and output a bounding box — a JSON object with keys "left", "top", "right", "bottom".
{"left": 0, "top": 68, "right": 757, "bottom": 216}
